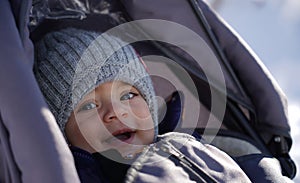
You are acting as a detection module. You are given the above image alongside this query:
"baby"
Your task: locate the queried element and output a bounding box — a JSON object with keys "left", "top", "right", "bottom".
{"left": 34, "top": 28, "right": 251, "bottom": 183}
{"left": 34, "top": 28, "right": 158, "bottom": 159}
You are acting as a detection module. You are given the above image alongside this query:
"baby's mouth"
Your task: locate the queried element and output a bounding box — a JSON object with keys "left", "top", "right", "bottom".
{"left": 105, "top": 129, "right": 136, "bottom": 144}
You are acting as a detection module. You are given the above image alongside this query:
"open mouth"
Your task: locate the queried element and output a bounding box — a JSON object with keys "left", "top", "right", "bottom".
{"left": 114, "top": 131, "right": 133, "bottom": 141}
{"left": 105, "top": 129, "right": 136, "bottom": 144}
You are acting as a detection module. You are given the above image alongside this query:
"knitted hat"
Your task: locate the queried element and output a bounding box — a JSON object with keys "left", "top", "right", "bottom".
{"left": 34, "top": 28, "right": 158, "bottom": 139}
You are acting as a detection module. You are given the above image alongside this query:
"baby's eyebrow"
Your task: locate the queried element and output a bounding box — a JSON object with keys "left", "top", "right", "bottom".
{"left": 117, "top": 82, "right": 134, "bottom": 89}
{"left": 117, "top": 84, "right": 140, "bottom": 95}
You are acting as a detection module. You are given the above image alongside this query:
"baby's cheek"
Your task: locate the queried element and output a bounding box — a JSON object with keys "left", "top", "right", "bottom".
{"left": 129, "top": 98, "right": 152, "bottom": 119}
{"left": 75, "top": 110, "right": 100, "bottom": 123}
{"left": 76, "top": 114, "right": 105, "bottom": 138}
{"left": 126, "top": 104, "right": 153, "bottom": 132}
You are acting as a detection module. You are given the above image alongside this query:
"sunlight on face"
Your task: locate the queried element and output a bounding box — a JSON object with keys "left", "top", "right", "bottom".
{"left": 65, "top": 81, "right": 155, "bottom": 156}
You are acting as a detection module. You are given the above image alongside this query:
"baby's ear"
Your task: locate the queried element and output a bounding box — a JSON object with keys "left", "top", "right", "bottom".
{"left": 158, "top": 91, "right": 184, "bottom": 135}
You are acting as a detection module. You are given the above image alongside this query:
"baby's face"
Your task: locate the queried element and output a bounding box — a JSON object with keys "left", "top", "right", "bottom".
{"left": 65, "top": 81, "right": 155, "bottom": 156}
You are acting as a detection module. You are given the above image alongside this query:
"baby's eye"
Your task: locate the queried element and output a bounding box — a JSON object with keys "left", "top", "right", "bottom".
{"left": 78, "top": 102, "right": 98, "bottom": 112}
{"left": 120, "top": 92, "right": 138, "bottom": 101}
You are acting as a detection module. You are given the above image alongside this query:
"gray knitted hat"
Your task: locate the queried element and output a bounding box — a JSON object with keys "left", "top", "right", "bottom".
{"left": 34, "top": 28, "right": 158, "bottom": 139}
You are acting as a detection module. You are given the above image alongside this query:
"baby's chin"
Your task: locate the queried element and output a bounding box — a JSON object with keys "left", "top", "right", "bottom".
{"left": 100, "top": 140, "right": 145, "bottom": 158}
{"left": 118, "top": 146, "right": 146, "bottom": 160}
{"left": 92, "top": 144, "right": 146, "bottom": 162}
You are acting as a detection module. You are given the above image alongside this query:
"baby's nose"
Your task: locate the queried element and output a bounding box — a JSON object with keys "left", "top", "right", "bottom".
{"left": 102, "top": 102, "right": 128, "bottom": 123}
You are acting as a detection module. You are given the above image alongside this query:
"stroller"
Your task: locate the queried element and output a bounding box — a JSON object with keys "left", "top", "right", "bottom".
{"left": 0, "top": 0, "right": 296, "bottom": 182}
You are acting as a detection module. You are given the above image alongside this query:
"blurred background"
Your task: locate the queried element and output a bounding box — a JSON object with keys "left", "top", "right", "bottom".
{"left": 204, "top": 0, "right": 300, "bottom": 181}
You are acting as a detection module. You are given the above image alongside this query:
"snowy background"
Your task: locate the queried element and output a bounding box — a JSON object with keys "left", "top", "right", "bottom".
{"left": 204, "top": 0, "right": 300, "bottom": 182}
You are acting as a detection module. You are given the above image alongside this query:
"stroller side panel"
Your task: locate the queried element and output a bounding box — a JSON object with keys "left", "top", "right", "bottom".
{"left": 0, "top": 0, "right": 80, "bottom": 182}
